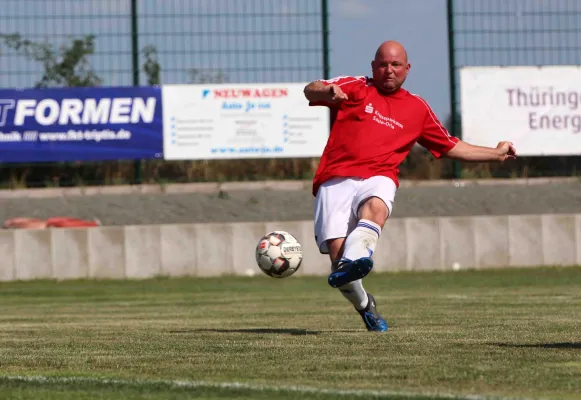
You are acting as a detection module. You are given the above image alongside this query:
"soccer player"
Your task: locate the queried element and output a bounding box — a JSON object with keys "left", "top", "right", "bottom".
{"left": 304, "top": 40, "right": 516, "bottom": 332}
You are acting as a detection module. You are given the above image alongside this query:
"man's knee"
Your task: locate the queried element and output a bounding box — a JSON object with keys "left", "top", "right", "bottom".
{"left": 357, "top": 197, "right": 389, "bottom": 226}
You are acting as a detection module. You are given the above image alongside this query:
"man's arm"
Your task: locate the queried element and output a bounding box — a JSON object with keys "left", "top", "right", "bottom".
{"left": 303, "top": 81, "right": 348, "bottom": 104}
{"left": 445, "top": 140, "right": 517, "bottom": 162}
{"left": 414, "top": 94, "right": 517, "bottom": 163}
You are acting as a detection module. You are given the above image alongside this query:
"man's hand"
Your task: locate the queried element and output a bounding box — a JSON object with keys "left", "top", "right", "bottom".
{"left": 496, "top": 141, "right": 517, "bottom": 161}
{"left": 327, "top": 84, "right": 348, "bottom": 104}
{"left": 304, "top": 81, "right": 348, "bottom": 104}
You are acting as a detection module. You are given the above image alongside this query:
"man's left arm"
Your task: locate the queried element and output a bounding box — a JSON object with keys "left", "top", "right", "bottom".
{"left": 445, "top": 140, "right": 517, "bottom": 162}
{"left": 414, "top": 95, "right": 517, "bottom": 162}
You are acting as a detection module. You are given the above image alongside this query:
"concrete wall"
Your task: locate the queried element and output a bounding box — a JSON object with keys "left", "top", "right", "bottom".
{"left": 0, "top": 214, "right": 579, "bottom": 282}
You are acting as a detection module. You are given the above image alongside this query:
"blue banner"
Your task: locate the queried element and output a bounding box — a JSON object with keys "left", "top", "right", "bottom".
{"left": 0, "top": 87, "right": 163, "bottom": 162}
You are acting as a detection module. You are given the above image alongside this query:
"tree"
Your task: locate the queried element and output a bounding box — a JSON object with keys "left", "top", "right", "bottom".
{"left": 141, "top": 44, "right": 228, "bottom": 86}
{"left": 0, "top": 33, "right": 101, "bottom": 88}
{"left": 142, "top": 45, "right": 161, "bottom": 85}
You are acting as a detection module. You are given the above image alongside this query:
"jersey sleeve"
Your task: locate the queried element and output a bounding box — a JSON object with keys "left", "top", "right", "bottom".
{"left": 415, "top": 96, "right": 459, "bottom": 158}
{"left": 308, "top": 75, "right": 367, "bottom": 108}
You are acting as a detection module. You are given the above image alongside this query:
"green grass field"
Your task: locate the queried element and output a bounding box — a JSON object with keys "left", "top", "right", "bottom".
{"left": 1, "top": 266, "right": 580, "bottom": 400}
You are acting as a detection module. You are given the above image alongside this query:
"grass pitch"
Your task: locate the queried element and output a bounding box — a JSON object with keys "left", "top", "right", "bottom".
{"left": 0, "top": 266, "right": 580, "bottom": 399}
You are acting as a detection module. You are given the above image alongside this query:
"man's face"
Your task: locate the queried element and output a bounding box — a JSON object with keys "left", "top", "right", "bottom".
{"left": 371, "top": 50, "right": 410, "bottom": 94}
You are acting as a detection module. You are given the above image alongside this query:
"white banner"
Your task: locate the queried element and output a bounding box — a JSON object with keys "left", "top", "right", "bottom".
{"left": 460, "top": 66, "right": 581, "bottom": 156}
{"left": 162, "top": 83, "right": 329, "bottom": 160}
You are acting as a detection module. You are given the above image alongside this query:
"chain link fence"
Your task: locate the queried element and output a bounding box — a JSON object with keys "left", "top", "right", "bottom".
{"left": 448, "top": 0, "right": 581, "bottom": 179}
{"left": 0, "top": 0, "right": 326, "bottom": 88}
{"left": 5, "top": 1, "right": 580, "bottom": 188}
{"left": 0, "top": 0, "right": 328, "bottom": 188}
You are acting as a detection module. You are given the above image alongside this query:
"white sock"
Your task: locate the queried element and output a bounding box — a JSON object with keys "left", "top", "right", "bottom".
{"left": 338, "top": 279, "right": 369, "bottom": 310}
{"left": 342, "top": 219, "right": 381, "bottom": 261}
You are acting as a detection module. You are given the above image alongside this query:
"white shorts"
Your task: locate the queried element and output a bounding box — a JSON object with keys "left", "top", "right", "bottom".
{"left": 314, "top": 176, "right": 397, "bottom": 254}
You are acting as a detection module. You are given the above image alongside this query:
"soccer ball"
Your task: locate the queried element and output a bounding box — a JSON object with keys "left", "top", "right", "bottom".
{"left": 255, "top": 231, "right": 303, "bottom": 278}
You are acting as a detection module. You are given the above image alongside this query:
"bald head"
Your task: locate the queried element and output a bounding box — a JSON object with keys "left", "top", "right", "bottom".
{"left": 371, "top": 41, "right": 411, "bottom": 94}
{"left": 375, "top": 41, "right": 408, "bottom": 64}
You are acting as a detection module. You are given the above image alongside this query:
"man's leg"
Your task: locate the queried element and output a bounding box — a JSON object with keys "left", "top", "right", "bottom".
{"left": 325, "top": 177, "right": 395, "bottom": 332}
{"left": 330, "top": 197, "right": 388, "bottom": 308}
{"left": 327, "top": 235, "right": 387, "bottom": 332}
{"left": 326, "top": 197, "right": 388, "bottom": 289}
{"left": 314, "top": 177, "right": 392, "bottom": 332}
{"left": 328, "top": 176, "right": 396, "bottom": 289}
{"left": 327, "top": 238, "right": 369, "bottom": 311}
{"left": 341, "top": 197, "right": 388, "bottom": 261}
{"left": 326, "top": 237, "right": 345, "bottom": 262}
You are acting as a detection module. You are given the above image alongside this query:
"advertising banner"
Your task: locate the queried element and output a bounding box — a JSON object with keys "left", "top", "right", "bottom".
{"left": 460, "top": 66, "right": 581, "bottom": 156}
{"left": 161, "top": 83, "right": 329, "bottom": 160}
{"left": 0, "top": 87, "right": 163, "bottom": 162}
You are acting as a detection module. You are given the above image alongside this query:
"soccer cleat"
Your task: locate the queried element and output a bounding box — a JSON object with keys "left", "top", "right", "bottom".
{"left": 327, "top": 257, "right": 374, "bottom": 288}
{"left": 358, "top": 294, "right": 388, "bottom": 332}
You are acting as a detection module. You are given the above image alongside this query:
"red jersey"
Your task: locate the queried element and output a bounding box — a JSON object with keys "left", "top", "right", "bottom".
{"left": 309, "top": 76, "right": 458, "bottom": 196}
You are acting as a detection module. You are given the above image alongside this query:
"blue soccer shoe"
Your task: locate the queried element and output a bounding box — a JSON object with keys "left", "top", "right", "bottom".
{"left": 328, "top": 257, "right": 374, "bottom": 288}
{"left": 358, "top": 293, "right": 388, "bottom": 332}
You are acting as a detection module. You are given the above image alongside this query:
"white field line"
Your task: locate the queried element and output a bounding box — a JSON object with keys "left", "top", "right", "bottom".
{"left": 0, "top": 375, "right": 538, "bottom": 400}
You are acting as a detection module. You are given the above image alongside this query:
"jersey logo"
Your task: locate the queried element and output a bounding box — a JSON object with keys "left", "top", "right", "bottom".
{"left": 370, "top": 107, "right": 404, "bottom": 130}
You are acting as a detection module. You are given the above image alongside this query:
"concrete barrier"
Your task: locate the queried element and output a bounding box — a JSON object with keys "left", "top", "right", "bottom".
{"left": 14, "top": 229, "right": 52, "bottom": 280}
{"left": 125, "top": 225, "right": 162, "bottom": 279}
{"left": 0, "top": 213, "right": 579, "bottom": 282}
{"left": 0, "top": 231, "right": 15, "bottom": 281}
{"left": 87, "top": 227, "right": 125, "bottom": 279}
{"left": 474, "top": 216, "right": 509, "bottom": 269}
{"left": 541, "top": 214, "right": 577, "bottom": 266}
{"left": 440, "top": 217, "right": 476, "bottom": 271}
{"left": 52, "top": 228, "right": 89, "bottom": 280}
{"left": 160, "top": 224, "right": 198, "bottom": 277}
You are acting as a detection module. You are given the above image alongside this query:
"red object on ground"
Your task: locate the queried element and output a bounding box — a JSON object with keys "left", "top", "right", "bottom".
{"left": 3, "top": 217, "right": 47, "bottom": 229}
{"left": 3, "top": 217, "right": 100, "bottom": 229}
{"left": 45, "top": 217, "right": 100, "bottom": 228}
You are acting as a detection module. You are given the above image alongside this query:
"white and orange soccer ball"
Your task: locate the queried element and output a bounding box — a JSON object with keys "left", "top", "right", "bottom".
{"left": 255, "top": 231, "right": 303, "bottom": 278}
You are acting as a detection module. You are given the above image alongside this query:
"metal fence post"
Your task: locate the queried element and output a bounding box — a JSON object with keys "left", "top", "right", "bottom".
{"left": 321, "top": 0, "right": 330, "bottom": 80}
{"left": 446, "top": 0, "right": 461, "bottom": 180}
{"left": 131, "top": 0, "right": 142, "bottom": 185}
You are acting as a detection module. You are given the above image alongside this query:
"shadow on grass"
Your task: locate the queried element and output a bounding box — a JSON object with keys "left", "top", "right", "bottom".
{"left": 169, "top": 328, "right": 321, "bottom": 336}
{"left": 491, "top": 342, "right": 581, "bottom": 349}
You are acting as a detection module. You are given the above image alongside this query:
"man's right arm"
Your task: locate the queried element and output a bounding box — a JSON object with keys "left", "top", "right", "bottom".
{"left": 303, "top": 81, "right": 348, "bottom": 104}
